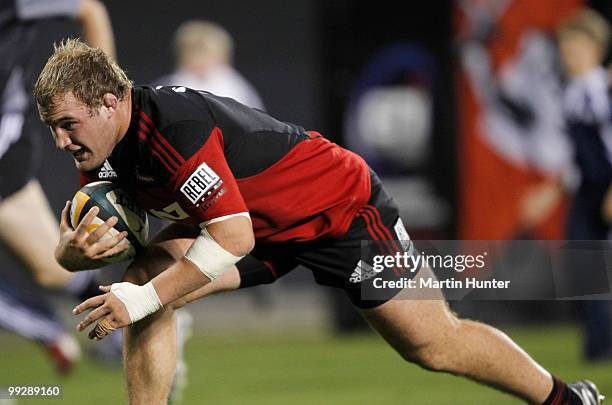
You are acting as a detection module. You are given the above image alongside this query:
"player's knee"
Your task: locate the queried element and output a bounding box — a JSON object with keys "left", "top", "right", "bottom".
{"left": 125, "top": 307, "right": 175, "bottom": 342}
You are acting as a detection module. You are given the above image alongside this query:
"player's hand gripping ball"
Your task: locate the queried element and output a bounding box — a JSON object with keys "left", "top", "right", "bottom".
{"left": 69, "top": 181, "right": 148, "bottom": 263}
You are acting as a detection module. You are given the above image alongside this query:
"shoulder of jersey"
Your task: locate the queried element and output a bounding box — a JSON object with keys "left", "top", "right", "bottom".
{"left": 140, "top": 85, "right": 211, "bottom": 125}
{"left": 134, "top": 86, "right": 216, "bottom": 163}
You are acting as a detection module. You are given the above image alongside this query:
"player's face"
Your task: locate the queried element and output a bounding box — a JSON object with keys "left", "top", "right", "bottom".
{"left": 47, "top": 93, "right": 119, "bottom": 172}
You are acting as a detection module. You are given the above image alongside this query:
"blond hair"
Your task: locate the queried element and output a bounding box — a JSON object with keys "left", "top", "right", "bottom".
{"left": 34, "top": 38, "right": 132, "bottom": 121}
{"left": 557, "top": 8, "right": 611, "bottom": 54}
{"left": 174, "top": 20, "right": 234, "bottom": 65}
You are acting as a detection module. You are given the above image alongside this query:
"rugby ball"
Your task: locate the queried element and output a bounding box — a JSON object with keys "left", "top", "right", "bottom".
{"left": 69, "top": 181, "right": 148, "bottom": 264}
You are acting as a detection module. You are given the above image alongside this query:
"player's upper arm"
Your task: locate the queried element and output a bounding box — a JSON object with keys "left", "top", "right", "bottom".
{"left": 206, "top": 215, "right": 254, "bottom": 257}
{"left": 169, "top": 123, "right": 248, "bottom": 225}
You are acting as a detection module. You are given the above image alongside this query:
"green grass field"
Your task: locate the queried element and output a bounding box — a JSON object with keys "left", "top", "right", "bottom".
{"left": 0, "top": 325, "right": 611, "bottom": 404}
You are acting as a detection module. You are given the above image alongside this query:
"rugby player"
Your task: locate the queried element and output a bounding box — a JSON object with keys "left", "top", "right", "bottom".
{"left": 34, "top": 39, "right": 603, "bottom": 405}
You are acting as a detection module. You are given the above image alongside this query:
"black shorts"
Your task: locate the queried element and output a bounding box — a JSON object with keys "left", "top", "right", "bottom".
{"left": 236, "top": 170, "right": 415, "bottom": 309}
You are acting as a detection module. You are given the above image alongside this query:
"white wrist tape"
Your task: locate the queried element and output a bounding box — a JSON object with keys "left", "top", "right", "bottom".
{"left": 110, "top": 281, "right": 163, "bottom": 324}
{"left": 184, "top": 226, "right": 244, "bottom": 280}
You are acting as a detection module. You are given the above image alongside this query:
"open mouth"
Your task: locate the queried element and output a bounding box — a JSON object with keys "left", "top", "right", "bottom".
{"left": 71, "top": 149, "right": 88, "bottom": 161}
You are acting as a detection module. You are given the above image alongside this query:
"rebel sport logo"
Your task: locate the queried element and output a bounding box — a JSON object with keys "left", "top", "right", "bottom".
{"left": 180, "top": 162, "right": 223, "bottom": 205}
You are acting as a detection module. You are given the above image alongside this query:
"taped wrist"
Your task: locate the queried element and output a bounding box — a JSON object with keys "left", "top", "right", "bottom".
{"left": 184, "top": 226, "right": 244, "bottom": 280}
{"left": 110, "top": 281, "right": 163, "bottom": 324}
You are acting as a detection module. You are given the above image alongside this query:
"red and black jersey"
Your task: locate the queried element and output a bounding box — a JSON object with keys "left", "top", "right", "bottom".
{"left": 81, "top": 86, "right": 371, "bottom": 243}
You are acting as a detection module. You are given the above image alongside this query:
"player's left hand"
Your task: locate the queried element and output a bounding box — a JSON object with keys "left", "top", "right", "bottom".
{"left": 72, "top": 285, "right": 131, "bottom": 340}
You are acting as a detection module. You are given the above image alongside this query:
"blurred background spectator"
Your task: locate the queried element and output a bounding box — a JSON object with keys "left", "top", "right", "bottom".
{"left": 557, "top": 7, "right": 612, "bottom": 361}
{"left": 455, "top": 0, "right": 612, "bottom": 358}
{"left": 455, "top": 0, "right": 579, "bottom": 241}
{"left": 155, "top": 20, "right": 264, "bottom": 110}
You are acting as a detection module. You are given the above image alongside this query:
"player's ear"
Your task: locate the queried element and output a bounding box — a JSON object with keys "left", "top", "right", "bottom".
{"left": 102, "top": 93, "right": 118, "bottom": 112}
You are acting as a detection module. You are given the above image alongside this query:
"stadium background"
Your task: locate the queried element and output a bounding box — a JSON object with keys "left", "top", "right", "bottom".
{"left": 1, "top": 0, "right": 612, "bottom": 403}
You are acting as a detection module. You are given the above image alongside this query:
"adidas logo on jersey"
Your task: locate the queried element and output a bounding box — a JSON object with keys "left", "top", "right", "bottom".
{"left": 98, "top": 160, "right": 117, "bottom": 179}
{"left": 349, "top": 260, "right": 377, "bottom": 283}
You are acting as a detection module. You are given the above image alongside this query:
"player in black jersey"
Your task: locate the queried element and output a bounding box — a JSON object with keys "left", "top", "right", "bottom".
{"left": 0, "top": 0, "right": 116, "bottom": 374}
{"left": 34, "top": 39, "right": 603, "bottom": 405}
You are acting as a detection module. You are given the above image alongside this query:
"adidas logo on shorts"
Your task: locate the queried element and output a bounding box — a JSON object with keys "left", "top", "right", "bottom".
{"left": 98, "top": 160, "right": 117, "bottom": 179}
{"left": 349, "top": 260, "right": 377, "bottom": 283}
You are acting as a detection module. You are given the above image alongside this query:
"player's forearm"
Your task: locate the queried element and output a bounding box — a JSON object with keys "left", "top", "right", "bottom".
{"left": 117, "top": 218, "right": 252, "bottom": 318}
{"left": 125, "top": 237, "right": 193, "bottom": 285}
{"left": 106, "top": 238, "right": 206, "bottom": 326}
{"left": 151, "top": 258, "right": 211, "bottom": 306}
{"left": 169, "top": 265, "right": 241, "bottom": 309}
{"left": 149, "top": 218, "right": 252, "bottom": 306}
{"left": 117, "top": 243, "right": 238, "bottom": 322}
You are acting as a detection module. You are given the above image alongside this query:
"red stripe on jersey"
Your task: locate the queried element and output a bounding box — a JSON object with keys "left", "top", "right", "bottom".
{"left": 137, "top": 129, "right": 178, "bottom": 172}
{"left": 139, "top": 111, "right": 185, "bottom": 165}
{"left": 137, "top": 122, "right": 179, "bottom": 172}
{"left": 138, "top": 118, "right": 182, "bottom": 170}
{"left": 150, "top": 146, "right": 177, "bottom": 173}
{"left": 138, "top": 121, "right": 148, "bottom": 133}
